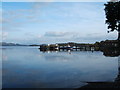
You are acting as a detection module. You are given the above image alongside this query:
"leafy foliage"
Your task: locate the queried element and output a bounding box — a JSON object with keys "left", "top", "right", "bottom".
{"left": 104, "top": 1, "right": 120, "bottom": 32}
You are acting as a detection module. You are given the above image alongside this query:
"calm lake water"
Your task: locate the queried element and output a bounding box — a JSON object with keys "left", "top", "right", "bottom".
{"left": 1, "top": 46, "right": 119, "bottom": 88}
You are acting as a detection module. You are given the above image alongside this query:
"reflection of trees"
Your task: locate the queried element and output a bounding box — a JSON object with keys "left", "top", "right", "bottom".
{"left": 102, "top": 48, "right": 120, "bottom": 57}
{"left": 39, "top": 43, "right": 120, "bottom": 87}
{"left": 2, "top": 55, "right": 8, "bottom": 61}
{"left": 99, "top": 40, "right": 120, "bottom": 57}
{"left": 104, "top": 1, "right": 120, "bottom": 85}
{"left": 115, "top": 56, "right": 120, "bottom": 83}
{"left": 80, "top": 56, "right": 120, "bottom": 88}
{"left": 80, "top": 52, "right": 120, "bottom": 88}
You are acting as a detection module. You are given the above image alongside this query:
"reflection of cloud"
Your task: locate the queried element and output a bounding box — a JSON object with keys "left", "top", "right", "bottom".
{"left": 2, "top": 54, "right": 8, "bottom": 61}
{"left": 43, "top": 53, "right": 74, "bottom": 62}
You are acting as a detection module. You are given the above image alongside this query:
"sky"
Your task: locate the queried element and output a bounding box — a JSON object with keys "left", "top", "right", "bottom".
{"left": 1, "top": 1, "right": 118, "bottom": 44}
{"left": 1, "top": 0, "right": 117, "bottom": 2}
{"left": 0, "top": 0, "right": 108, "bottom": 2}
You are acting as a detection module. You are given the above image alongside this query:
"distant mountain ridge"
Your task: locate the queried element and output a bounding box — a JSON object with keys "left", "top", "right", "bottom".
{"left": 0, "top": 42, "right": 27, "bottom": 46}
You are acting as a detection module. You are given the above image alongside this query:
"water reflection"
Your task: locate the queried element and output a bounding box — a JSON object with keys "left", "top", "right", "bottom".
{"left": 39, "top": 46, "right": 120, "bottom": 57}
{"left": 80, "top": 52, "right": 120, "bottom": 88}
{"left": 2, "top": 46, "right": 120, "bottom": 88}
{"left": 102, "top": 49, "right": 120, "bottom": 57}
{"left": 115, "top": 56, "right": 120, "bottom": 83}
{"left": 39, "top": 47, "right": 120, "bottom": 88}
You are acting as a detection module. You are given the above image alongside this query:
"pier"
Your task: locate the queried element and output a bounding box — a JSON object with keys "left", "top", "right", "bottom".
{"left": 39, "top": 40, "right": 119, "bottom": 53}
{"left": 39, "top": 42, "right": 99, "bottom": 51}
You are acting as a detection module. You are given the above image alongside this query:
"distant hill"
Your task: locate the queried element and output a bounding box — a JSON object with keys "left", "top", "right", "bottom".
{"left": 29, "top": 44, "right": 40, "bottom": 46}
{"left": 0, "top": 42, "right": 28, "bottom": 46}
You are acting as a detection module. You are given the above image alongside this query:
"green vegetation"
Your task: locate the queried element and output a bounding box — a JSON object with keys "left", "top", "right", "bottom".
{"left": 104, "top": 1, "right": 120, "bottom": 40}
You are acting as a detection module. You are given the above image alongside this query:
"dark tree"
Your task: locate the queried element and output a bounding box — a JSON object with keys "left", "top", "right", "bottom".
{"left": 104, "top": 1, "right": 120, "bottom": 40}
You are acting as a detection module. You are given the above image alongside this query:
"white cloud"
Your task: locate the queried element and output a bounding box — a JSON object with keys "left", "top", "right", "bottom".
{"left": 3, "top": 30, "right": 117, "bottom": 44}
{"left": 2, "top": 2, "right": 117, "bottom": 44}
{"left": 0, "top": 32, "right": 8, "bottom": 40}
{"left": 2, "top": 2, "right": 46, "bottom": 32}
{"left": 44, "top": 31, "right": 76, "bottom": 37}
{"left": 34, "top": 31, "right": 117, "bottom": 44}
{"left": 2, "top": 0, "right": 108, "bottom": 2}
{"left": 109, "top": 0, "right": 119, "bottom": 2}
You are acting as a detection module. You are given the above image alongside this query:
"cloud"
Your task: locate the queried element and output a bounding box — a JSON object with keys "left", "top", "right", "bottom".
{"left": 4, "top": 31, "right": 117, "bottom": 44}
{"left": 2, "top": 2, "right": 117, "bottom": 44}
{"left": 73, "top": 32, "right": 117, "bottom": 42}
{"left": 0, "top": 7, "right": 2, "bottom": 24}
{"left": 2, "top": 3, "right": 45, "bottom": 32}
{"left": 109, "top": 0, "right": 119, "bottom": 2}
{"left": 0, "top": 32, "right": 8, "bottom": 40}
{"left": 44, "top": 31, "right": 75, "bottom": 37}
{"left": 37, "top": 31, "right": 117, "bottom": 44}
{"left": 2, "top": 0, "right": 108, "bottom": 2}
{"left": 2, "top": 0, "right": 55, "bottom": 2}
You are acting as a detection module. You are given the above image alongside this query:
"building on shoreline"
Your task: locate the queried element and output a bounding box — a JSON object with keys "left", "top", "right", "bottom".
{"left": 39, "top": 40, "right": 119, "bottom": 52}
{"left": 40, "top": 42, "right": 97, "bottom": 51}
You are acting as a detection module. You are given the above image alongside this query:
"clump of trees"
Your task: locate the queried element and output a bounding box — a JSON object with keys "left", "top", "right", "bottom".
{"left": 104, "top": 1, "right": 120, "bottom": 40}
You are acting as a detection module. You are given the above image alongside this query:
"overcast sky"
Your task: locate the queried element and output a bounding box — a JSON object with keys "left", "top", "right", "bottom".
{"left": 2, "top": 1, "right": 118, "bottom": 44}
